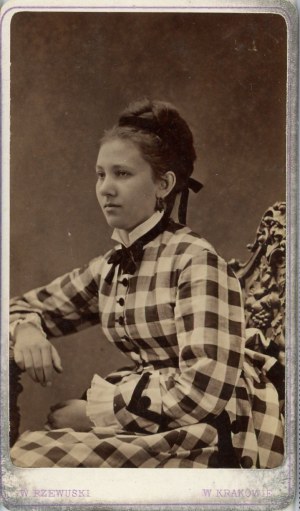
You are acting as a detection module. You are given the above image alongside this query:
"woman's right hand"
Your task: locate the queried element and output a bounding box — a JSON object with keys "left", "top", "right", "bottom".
{"left": 13, "top": 323, "right": 63, "bottom": 386}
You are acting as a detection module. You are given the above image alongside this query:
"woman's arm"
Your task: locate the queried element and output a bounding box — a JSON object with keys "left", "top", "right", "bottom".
{"left": 87, "top": 251, "right": 245, "bottom": 433}
{"left": 10, "top": 257, "right": 102, "bottom": 385}
{"left": 161, "top": 251, "right": 245, "bottom": 427}
{"left": 10, "top": 258, "right": 102, "bottom": 338}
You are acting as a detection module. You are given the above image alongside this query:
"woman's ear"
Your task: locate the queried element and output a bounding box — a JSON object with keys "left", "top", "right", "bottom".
{"left": 158, "top": 171, "right": 176, "bottom": 198}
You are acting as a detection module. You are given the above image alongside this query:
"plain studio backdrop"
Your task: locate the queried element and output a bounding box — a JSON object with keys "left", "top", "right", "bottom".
{"left": 10, "top": 11, "right": 286, "bottom": 433}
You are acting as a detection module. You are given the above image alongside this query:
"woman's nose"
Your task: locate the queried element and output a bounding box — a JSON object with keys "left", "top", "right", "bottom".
{"left": 98, "top": 176, "right": 116, "bottom": 196}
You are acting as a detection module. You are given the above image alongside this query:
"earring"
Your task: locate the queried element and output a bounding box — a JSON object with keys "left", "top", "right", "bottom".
{"left": 155, "top": 196, "right": 165, "bottom": 212}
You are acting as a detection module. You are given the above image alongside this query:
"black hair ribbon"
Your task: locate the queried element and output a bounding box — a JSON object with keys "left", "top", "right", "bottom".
{"left": 178, "top": 177, "right": 203, "bottom": 225}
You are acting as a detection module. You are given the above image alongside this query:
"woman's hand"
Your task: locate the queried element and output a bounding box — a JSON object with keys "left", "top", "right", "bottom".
{"left": 45, "top": 399, "right": 93, "bottom": 432}
{"left": 13, "top": 323, "right": 63, "bottom": 386}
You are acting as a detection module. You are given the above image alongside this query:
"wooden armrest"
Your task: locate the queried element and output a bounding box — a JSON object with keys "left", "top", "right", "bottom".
{"left": 9, "top": 351, "right": 23, "bottom": 446}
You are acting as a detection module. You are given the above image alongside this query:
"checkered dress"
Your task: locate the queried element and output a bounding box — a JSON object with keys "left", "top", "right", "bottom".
{"left": 10, "top": 220, "right": 284, "bottom": 468}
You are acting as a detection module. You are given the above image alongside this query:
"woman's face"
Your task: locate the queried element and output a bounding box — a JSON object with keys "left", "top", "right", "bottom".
{"left": 96, "top": 138, "right": 162, "bottom": 232}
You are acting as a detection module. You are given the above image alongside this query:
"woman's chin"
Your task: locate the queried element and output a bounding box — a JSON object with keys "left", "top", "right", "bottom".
{"left": 104, "top": 217, "right": 130, "bottom": 231}
{"left": 103, "top": 212, "right": 154, "bottom": 232}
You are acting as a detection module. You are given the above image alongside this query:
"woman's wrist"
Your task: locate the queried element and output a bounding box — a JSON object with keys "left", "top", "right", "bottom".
{"left": 10, "top": 313, "right": 46, "bottom": 346}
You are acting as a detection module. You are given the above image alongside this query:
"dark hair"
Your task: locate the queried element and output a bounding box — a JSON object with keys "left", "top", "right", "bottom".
{"left": 101, "top": 99, "right": 199, "bottom": 221}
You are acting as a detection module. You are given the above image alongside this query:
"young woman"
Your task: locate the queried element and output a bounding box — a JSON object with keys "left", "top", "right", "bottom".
{"left": 10, "top": 100, "right": 284, "bottom": 468}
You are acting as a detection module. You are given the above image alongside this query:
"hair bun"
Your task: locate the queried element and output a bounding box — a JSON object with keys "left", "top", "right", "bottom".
{"left": 118, "top": 99, "right": 196, "bottom": 185}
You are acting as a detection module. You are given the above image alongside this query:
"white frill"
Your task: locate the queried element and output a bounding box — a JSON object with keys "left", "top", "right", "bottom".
{"left": 86, "top": 374, "right": 120, "bottom": 429}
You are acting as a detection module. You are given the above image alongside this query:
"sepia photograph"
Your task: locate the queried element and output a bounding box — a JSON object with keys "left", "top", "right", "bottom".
{"left": 1, "top": 1, "right": 298, "bottom": 509}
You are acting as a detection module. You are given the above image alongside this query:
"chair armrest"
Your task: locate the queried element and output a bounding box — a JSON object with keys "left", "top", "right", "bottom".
{"left": 9, "top": 350, "right": 23, "bottom": 446}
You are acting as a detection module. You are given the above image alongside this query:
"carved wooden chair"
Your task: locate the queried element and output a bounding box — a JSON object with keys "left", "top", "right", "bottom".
{"left": 229, "top": 201, "right": 285, "bottom": 411}
{"left": 9, "top": 202, "right": 286, "bottom": 446}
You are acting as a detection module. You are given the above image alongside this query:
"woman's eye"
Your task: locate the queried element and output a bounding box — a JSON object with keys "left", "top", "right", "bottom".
{"left": 116, "top": 169, "right": 130, "bottom": 177}
{"left": 96, "top": 172, "right": 105, "bottom": 180}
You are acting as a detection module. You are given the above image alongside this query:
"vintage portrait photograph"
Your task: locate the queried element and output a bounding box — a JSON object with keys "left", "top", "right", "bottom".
{"left": 1, "top": 1, "right": 297, "bottom": 510}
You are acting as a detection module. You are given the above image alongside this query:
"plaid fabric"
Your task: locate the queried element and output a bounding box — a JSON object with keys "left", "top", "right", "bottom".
{"left": 10, "top": 220, "right": 284, "bottom": 468}
{"left": 11, "top": 425, "right": 219, "bottom": 468}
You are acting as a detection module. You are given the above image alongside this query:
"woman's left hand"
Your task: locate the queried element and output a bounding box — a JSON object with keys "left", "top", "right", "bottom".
{"left": 45, "top": 399, "right": 94, "bottom": 432}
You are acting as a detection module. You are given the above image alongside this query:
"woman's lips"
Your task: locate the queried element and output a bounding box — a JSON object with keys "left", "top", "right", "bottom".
{"left": 104, "top": 204, "right": 121, "bottom": 212}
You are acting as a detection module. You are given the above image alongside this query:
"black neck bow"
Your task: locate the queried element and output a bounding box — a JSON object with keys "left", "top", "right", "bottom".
{"left": 105, "top": 213, "right": 171, "bottom": 285}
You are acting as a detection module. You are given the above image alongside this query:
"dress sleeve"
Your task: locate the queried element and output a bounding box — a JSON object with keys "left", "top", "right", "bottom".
{"left": 9, "top": 257, "right": 102, "bottom": 342}
{"left": 109, "top": 251, "right": 245, "bottom": 433}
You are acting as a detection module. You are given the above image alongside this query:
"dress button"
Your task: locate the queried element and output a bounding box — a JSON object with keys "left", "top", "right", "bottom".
{"left": 118, "top": 298, "right": 125, "bottom": 306}
{"left": 121, "top": 278, "right": 129, "bottom": 287}
{"left": 139, "top": 396, "right": 151, "bottom": 409}
{"left": 117, "top": 316, "right": 125, "bottom": 326}
{"left": 240, "top": 456, "right": 253, "bottom": 468}
{"left": 122, "top": 335, "right": 130, "bottom": 341}
{"left": 231, "top": 420, "right": 241, "bottom": 434}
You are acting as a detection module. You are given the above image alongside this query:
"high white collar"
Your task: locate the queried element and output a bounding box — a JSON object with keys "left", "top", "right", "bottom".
{"left": 111, "top": 211, "right": 164, "bottom": 247}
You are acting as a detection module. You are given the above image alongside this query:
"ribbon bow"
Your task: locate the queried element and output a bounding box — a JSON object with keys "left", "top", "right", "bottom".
{"left": 105, "top": 213, "right": 172, "bottom": 285}
{"left": 105, "top": 242, "right": 144, "bottom": 284}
